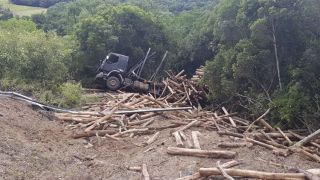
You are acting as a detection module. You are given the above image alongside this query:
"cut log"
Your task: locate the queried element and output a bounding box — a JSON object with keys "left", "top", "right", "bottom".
{"left": 191, "top": 131, "right": 201, "bottom": 149}
{"left": 112, "top": 128, "right": 150, "bottom": 137}
{"left": 291, "top": 147, "right": 320, "bottom": 162}
{"left": 245, "top": 108, "right": 271, "bottom": 132}
{"left": 128, "top": 166, "right": 142, "bottom": 172}
{"left": 277, "top": 127, "right": 293, "bottom": 145}
{"left": 143, "top": 132, "right": 160, "bottom": 146}
{"left": 289, "top": 131, "right": 320, "bottom": 149}
{"left": 72, "top": 130, "right": 117, "bottom": 139}
{"left": 143, "top": 95, "right": 169, "bottom": 108}
{"left": 216, "top": 161, "right": 235, "bottom": 180}
{"left": 217, "top": 131, "right": 244, "bottom": 138}
{"left": 176, "top": 120, "right": 198, "bottom": 132}
{"left": 222, "top": 107, "right": 236, "bottom": 127}
{"left": 142, "top": 164, "right": 150, "bottom": 180}
{"left": 199, "top": 168, "right": 305, "bottom": 180}
{"left": 173, "top": 131, "right": 184, "bottom": 147}
{"left": 294, "top": 129, "right": 320, "bottom": 147}
{"left": 167, "top": 147, "right": 236, "bottom": 159}
{"left": 85, "top": 107, "right": 118, "bottom": 132}
{"left": 175, "top": 172, "right": 201, "bottom": 180}
{"left": 218, "top": 142, "right": 251, "bottom": 148}
{"left": 179, "top": 131, "right": 193, "bottom": 148}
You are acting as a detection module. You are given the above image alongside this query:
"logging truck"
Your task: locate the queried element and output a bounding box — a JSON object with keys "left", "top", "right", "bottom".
{"left": 95, "top": 48, "right": 167, "bottom": 94}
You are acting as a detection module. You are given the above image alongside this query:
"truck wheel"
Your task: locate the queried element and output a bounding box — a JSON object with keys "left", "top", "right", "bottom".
{"left": 106, "top": 76, "right": 121, "bottom": 91}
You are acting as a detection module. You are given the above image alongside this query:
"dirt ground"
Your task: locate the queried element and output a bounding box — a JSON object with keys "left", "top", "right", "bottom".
{"left": 0, "top": 97, "right": 319, "bottom": 180}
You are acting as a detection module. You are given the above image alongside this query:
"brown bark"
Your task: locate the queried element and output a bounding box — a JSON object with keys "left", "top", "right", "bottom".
{"left": 199, "top": 168, "right": 305, "bottom": 180}
{"left": 167, "top": 147, "right": 236, "bottom": 159}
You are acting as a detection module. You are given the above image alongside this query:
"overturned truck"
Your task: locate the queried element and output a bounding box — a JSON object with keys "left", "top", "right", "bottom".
{"left": 95, "top": 48, "right": 166, "bottom": 94}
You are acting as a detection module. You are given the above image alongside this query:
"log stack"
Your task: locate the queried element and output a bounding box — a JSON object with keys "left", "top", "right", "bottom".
{"left": 191, "top": 66, "right": 205, "bottom": 82}
{"left": 161, "top": 69, "right": 208, "bottom": 107}
{"left": 53, "top": 69, "right": 319, "bottom": 179}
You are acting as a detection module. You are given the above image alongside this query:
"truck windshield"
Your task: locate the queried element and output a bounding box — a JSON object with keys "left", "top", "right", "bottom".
{"left": 106, "top": 54, "right": 119, "bottom": 64}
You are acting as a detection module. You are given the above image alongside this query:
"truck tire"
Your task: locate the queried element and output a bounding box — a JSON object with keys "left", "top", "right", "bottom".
{"left": 106, "top": 76, "right": 121, "bottom": 91}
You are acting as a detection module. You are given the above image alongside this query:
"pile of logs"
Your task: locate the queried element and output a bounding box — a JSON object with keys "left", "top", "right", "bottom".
{"left": 161, "top": 69, "right": 208, "bottom": 107}
{"left": 53, "top": 70, "right": 320, "bottom": 180}
{"left": 191, "top": 66, "right": 205, "bottom": 82}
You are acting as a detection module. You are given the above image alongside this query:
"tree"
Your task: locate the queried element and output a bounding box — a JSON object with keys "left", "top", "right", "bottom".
{"left": 73, "top": 5, "right": 170, "bottom": 80}
{"left": 0, "top": 19, "right": 73, "bottom": 90}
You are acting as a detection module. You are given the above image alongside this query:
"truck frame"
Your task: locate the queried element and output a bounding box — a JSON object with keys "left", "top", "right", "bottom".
{"left": 95, "top": 48, "right": 167, "bottom": 94}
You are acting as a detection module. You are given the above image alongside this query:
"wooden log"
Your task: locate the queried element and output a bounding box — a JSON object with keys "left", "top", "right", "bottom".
{"left": 142, "top": 118, "right": 155, "bottom": 127}
{"left": 127, "top": 166, "right": 142, "bottom": 172}
{"left": 175, "top": 172, "right": 201, "bottom": 180}
{"left": 222, "top": 107, "right": 236, "bottom": 127}
{"left": 72, "top": 130, "right": 117, "bottom": 139}
{"left": 175, "top": 70, "right": 185, "bottom": 78}
{"left": 245, "top": 108, "right": 270, "bottom": 132}
{"left": 293, "top": 169, "right": 320, "bottom": 180}
{"left": 246, "top": 137, "right": 290, "bottom": 156}
{"left": 143, "top": 95, "right": 169, "bottom": 108}
{"left": 56, "top": 116, "right": 99, "bottom": 123}
{"left": 291, "top": 147, "right": 320, "bottom": 162}
{"left": 246, "top": 137, "right": 278, "bottom": 150}
{"left": 179, "top": 131, "right": 193, "bottom": 148}
{"left": 143, "top": 132, "right": 160, "bottom": 146}
{"left": 217, "top": 131, "right": 244, "bottom": 138}
{"left": 293, "top": 129, "right": 320, "bottom": 147}
{"left": 176, "top": 120, "right": 198, "bottom": 132}
{"left": 251, "top": 132, "right": 296, "bottom": 139}
{"left": 142, "top": 164, "right": 150, "bottom": 180}
{"left": 218, "top": 142, "right": 251, "bottom": 148}
{"left": 149, "top": 124, "right": 180, "bottom": 131}
{"left": 216, "top": 161, "right": 235, "bottom": 180}
{"left": 196, "top": 71, "right": 204, "bottom": 76}
{"left": 85, "top": 107, "right": 118, "bottom": 132}
{"left": 175, "top": 160, "right": 241, "bottom": 180}
{"left": 289, "top": 131, "right": 320, "bottom": 149}
{"left": 199, "top": 168, "right": 305, "bottom": 180}
{"left": 173, "top": 131, "right": 184, "bottom": 147}
{"left": 113, "top": 128, "right": 150, "bottom": 137}
{"left": 129, "top": 118, "right": 152, "bottom": 126}
{"left": 191, "top": 131, "right": 201, "bottom": 149}
{"left": 167, "top": 147, "right": 236, "bottom": 159}
{"left": 277, "top": 127, "right": 293, "bottom": 145}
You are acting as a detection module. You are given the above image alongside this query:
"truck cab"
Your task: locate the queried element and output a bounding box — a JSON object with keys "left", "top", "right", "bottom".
{"left": 95, "top": 49, "right": 165, "bottom": 94}
{"left": 96, "top": 53, "right": 129, "bottom": 90}
{"left": 98, "top": 53, "right": 129, "bottom": 74}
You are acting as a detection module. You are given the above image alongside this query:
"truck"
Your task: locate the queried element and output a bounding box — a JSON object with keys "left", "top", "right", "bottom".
{"left": 95, "top": 48, "right": 167, "bottom": 94}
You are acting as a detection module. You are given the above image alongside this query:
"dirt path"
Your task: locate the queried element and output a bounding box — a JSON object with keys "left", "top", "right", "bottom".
{"left": 0, "top": 97, "right": 318, "bottom": 179}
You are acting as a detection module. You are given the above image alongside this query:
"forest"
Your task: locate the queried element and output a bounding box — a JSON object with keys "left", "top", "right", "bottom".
{"left": 0, "top": 0, "right": 320, "bottom": 131}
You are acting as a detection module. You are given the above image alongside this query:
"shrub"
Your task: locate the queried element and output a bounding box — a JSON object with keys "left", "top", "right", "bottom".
{"left": 57, "top": 82, "right": 83, "bottom": 108}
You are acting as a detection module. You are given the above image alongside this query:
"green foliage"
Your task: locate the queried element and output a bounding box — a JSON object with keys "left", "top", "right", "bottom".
{"left": 72, "top": 4, "right": 170, "bottom": 80}
{"left": 58, "top": 82, "right": 83, "bottom": 108}
{"left": 0, "top": 19, "right": 73, "bottom": 92}
{"left": 38, "top": 82, "right": 83, "bottom": 108}
{"left": 271, "top": 84, "right": 312, "bottom": 128}
{"left": 202, "top": 0, "right": 320, "bottom": 129}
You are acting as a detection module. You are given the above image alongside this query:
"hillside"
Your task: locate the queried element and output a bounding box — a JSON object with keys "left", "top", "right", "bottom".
{"left": 0, "top": 94, "right": 319, "bottom": 179}
{"left": 0, "top": 0, "right": 46, "bottom": 16}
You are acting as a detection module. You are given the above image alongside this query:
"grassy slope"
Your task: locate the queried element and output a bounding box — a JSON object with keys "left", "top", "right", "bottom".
{"left": 0, "top": 0, "right": 46, "bottom": 16}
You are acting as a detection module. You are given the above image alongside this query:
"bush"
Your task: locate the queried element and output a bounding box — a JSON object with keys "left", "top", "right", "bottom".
{"left": 57, "top": 82, "right": 83, "bottom": 108}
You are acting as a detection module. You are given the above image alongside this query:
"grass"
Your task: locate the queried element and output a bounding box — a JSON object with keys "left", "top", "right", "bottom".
{"left": 0, "top": 0, "right": 46, "bottom": 16}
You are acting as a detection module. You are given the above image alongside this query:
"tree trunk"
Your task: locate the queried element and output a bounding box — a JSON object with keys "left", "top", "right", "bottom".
{"left": 272, "top": 19, "right": 282, "bottom": 90}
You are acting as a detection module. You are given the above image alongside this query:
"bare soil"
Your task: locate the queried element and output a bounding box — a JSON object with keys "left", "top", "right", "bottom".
{"left": 0, "top": 97, "right": 319, "bottom": 180}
